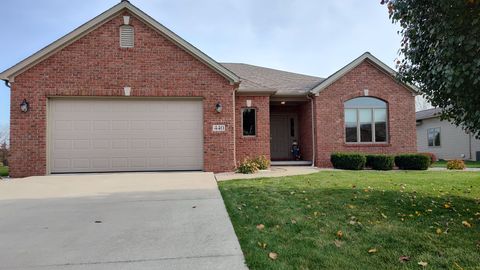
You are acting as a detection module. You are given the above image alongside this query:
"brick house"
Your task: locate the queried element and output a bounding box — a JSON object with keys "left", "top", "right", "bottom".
{"left": 0, "top": 1, "right": 417, "bottom": 178}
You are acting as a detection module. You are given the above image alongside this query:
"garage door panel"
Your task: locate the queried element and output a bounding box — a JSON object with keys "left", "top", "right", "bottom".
{"left": 49, "top": 99, "right": 203, "bottom": 173}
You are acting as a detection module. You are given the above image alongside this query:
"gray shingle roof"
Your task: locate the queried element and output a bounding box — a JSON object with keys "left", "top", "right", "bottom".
{"left": 221, "top": 63, "right": 324, "bottom": 96}
{"left": 416, "top": 108, "right": 442, "bottom": 120}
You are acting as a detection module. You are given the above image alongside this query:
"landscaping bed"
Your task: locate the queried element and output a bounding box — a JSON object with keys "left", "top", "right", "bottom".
{"left": 219, "top": 171, "right": 480, "bottom": 269}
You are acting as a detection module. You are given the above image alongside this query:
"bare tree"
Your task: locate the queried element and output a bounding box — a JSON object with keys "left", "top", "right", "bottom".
{"left": 415, "top": 96, "right": 432, "bottom": 112}
{"left": 0, "top": 125, "right": 9, "bottom": 166}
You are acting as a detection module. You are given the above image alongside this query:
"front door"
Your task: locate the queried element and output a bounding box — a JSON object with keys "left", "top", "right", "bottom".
{"left": 270, "top": 114, "right": 298, "bottom": 160}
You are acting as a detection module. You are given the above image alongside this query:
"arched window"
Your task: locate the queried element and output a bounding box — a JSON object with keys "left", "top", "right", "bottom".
{"left": 344, "top": 97, "right": 388, "bottom": 143}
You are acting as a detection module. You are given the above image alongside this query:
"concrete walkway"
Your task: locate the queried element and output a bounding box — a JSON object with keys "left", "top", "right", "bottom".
{"left": 0, "top": 173, "right": 247, "bottom": 270}
{"left": 215, "top": 166, "right": 322, "bottom": 181}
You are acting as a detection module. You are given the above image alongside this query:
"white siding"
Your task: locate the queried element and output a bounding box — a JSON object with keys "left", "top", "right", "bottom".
{"left": 416, "top": 117, "right": 480, "bottom": 160}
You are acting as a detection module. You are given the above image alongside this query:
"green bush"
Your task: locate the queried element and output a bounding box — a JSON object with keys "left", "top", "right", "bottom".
{"left": 446, "top": 160, "right": 465, "bottom": 170}
{"left": 419, "top": 152, "right": 437, "bottom": 165}
{"left": 236, "top": 158, "right": 259, "bottom": 174}
{"left": 394, "top": 154, "right": 431, "bottom": 170}
{"left": 253, "top": 155, "right": 270, "bottom": 170}
{"left": 330, "top": 153, "right": 366, "bottom": 170}
{"left": 366, "top": 154, "right": 395, "bottom": 170}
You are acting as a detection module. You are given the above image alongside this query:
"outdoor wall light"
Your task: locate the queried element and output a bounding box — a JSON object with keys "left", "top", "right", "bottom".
{"left": 20, "top": 99, "right": 29, "bottom": 113}
{"left": 215, "top": 102, "right": 223, "bottom": 113}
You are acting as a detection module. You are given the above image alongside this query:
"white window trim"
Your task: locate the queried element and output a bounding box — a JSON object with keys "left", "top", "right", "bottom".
{"left": 241, "top": 108, "right": 257, "bottom": 137}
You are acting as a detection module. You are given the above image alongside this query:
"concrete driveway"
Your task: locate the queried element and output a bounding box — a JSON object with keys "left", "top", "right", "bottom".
{"left": 0, "top": 173, "right": 247, "bottom": 270}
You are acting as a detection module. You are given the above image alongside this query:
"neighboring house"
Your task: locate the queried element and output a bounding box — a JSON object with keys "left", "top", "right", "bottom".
{"left": 0, "top": 1, "right": 418, "bottom": 178}
{"left": 416, "top": 108, "right": 480, "bottom": 161}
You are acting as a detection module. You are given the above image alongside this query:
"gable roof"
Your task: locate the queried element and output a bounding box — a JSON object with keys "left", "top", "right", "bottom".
{"left": 222, "top": 63, "right": 324, "bottom": 96}
{"left": 416, "top": 107, "right": 442, "bottom": 120}
{"left": 0, "top": 1, "right": 240, "bottom": 84}
{"left": 310, "top": 52, "right": 419, "bottom": 95}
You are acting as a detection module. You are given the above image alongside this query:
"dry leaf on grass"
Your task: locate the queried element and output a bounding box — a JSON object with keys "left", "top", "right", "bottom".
{"left": 462, "top": 221, "right": 472, "bottom": 228}
{"left": 256, "top": 224, "right": 265, "bottom": 230}
{"left": 399, "top": 256, "right": 410, "bottom": 263}
{"left": 418, "top": 261, "right": 428, "bottom": 267}
{"left": 368, "top": 248, "right": 377, "bottom": 254}
{"left": 257, "top": 242, "right": 267, "bottom": 249}
{"left": 336, "top": 230, "right": 343, "bottom": 239}
{"left": 334, "top": 239, "right": 343, "bottom": 248}
{"left": 268, "top": 252, "right": 278, "bottom": 260}
{"left": 436, "top": 228, "right": 443, "bottom": 234}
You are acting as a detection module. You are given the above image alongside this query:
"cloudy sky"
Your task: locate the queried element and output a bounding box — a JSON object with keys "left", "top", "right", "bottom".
{"left": 0, "top": 0, "right": 404, "bottom": 127}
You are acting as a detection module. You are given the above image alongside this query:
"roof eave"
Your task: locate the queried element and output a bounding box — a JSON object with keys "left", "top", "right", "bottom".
{"left": 0, "top": 1, "right": 240, "bottom": 84}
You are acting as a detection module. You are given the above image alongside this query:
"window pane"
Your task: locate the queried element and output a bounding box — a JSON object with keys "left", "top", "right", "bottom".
{"left": 434, "top": 128, "right": 441, "bottom": 146}
{"left": 242, "top": 109, "right": 256, "bottom": 136}
{"left": 345, "top": 109, "right": 357, "bottom": 142}
{"left": 374, "top": 109, "right": 387, "bottom": 142}
{"left": 345, "top": 97, "right": 387, "bottom": 108}
{"left": 359, "top": 109, "right": 373, "bottom": 142}
{"left": 427, "top": 129, "right": 435, "bottom": 146}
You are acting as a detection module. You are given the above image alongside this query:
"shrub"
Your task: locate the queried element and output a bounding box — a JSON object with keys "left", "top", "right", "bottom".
{"left": 394, "top": 154, "right": 431, "bottom": 170}
{"left": 236, "top": 158, "right": 259, "bottom": 174}
{"left": 330, "top": 153, "right": 366, "bottom": 170}
{"left": 366, "top": 154, "right": 395, "bottom": 170}
{"left": 253, "top": 155, "right": 270, "bottom": 170}
{"left": 446, "top": 160, "right": 465, "bottom": 170}
{"left": 419, "top": 152, "right": 437, "bottom": 165}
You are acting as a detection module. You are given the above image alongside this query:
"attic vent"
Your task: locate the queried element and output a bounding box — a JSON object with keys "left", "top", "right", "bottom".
{"left": 120, "top": 25, "right": 134, "bottom": 48}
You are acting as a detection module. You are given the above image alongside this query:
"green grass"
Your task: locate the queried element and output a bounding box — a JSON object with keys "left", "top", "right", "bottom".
{"left": 219, "top": 171, "right": 480, "bottom": 269}
{"left": 0, "top": 166, "right": 8, "bottom": 177}
{"left": 432, "top": 160, "right": 480, "bottom": 168}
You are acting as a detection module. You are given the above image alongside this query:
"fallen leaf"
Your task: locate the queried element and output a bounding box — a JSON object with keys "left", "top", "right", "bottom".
{"left": 347, "top": 204, "right": 355, "bottom": 209}
{"left": 444, "top": 203, "right": 451, "bottom": 209}
{"left": 291, "top": 219, "right": 297, "bottom": 224}
{"left": 436, "top": 228, "right": 442, "bottom": 234}
{"left": 268, "top": 252, "right": 278, "bottom": 260}
{"left": 336, "top": 230, "right": 343, "bottom": 239}
{"left": 368, "top": 248, "right": 377, "bottom": 254}
{"left": 256, "top": 224, "right": 265, "bottom": 230}
{"left": 257, "top": 242, "right": 267, "bottom": 249}
{"left": 418, "top": 261, "right": 428, "bottom": 267}
{"left": 334, "top": 239, "right": 343, "bottom": 248}
{"left": 381, "top": 213, "right": 388, "bottom": 219}
{"left": 399, "top": 256, "right": 410, "bottom": 263}
{"left": 462, "top": 221, "right": 472, "bottom": 228}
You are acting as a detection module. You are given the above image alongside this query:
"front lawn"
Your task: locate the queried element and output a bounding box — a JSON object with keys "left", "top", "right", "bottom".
{"left": 432, "top": 160, "right": 480, "bottom": 168}
{"left": 0, "top": 166, "right": 8, "bottom": 177}
{"left": 219, "top": 171, "right": 480, "bottom": 269}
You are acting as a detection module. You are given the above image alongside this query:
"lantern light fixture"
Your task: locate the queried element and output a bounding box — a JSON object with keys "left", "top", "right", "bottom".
{"left": 215, "top": 102, "right": 223, "bottom": 113}
{"left": 20, "top": 99, "right": 29, "bottom": 113}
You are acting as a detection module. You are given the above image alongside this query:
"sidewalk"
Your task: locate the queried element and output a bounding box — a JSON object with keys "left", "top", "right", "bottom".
{"left": 215, "top": 166, "right": 324, "bottom": 181}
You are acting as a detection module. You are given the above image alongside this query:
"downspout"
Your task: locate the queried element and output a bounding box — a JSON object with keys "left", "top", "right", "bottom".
{"left": 307, "top": 93, "right": 315, "bottom": 167}
{"left": 232, "top": 87, "right": 237, "bottom": 168}
{"left": 3, "top": 80, "right": 11, "bottom": 88}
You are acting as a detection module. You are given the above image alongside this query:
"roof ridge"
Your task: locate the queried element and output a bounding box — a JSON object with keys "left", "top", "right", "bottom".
{"left": 221, "top": 63, "right": 323, "bottom": 79}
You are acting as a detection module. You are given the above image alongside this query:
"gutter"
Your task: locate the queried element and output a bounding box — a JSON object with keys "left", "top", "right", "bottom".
{"left": 3, "top": 80, "right": 10, "bottom": 88}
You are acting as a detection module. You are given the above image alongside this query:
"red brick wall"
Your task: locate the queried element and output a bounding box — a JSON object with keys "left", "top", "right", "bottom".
{"left": 9, "top": 12, "right": 236, "bottom": 177}
{"left": 235, "top": 96, "right": 270, "bottom": 164}
{"left": 298, "top": 101, "right": 314, "bottom": 161}
{"left": 314, "top": 60, "right": 417, "bottom": 167}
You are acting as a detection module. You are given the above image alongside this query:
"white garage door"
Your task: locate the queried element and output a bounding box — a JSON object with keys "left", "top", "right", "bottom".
{"left": 48, "top": 98, "right": 203, "bottom": 173}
